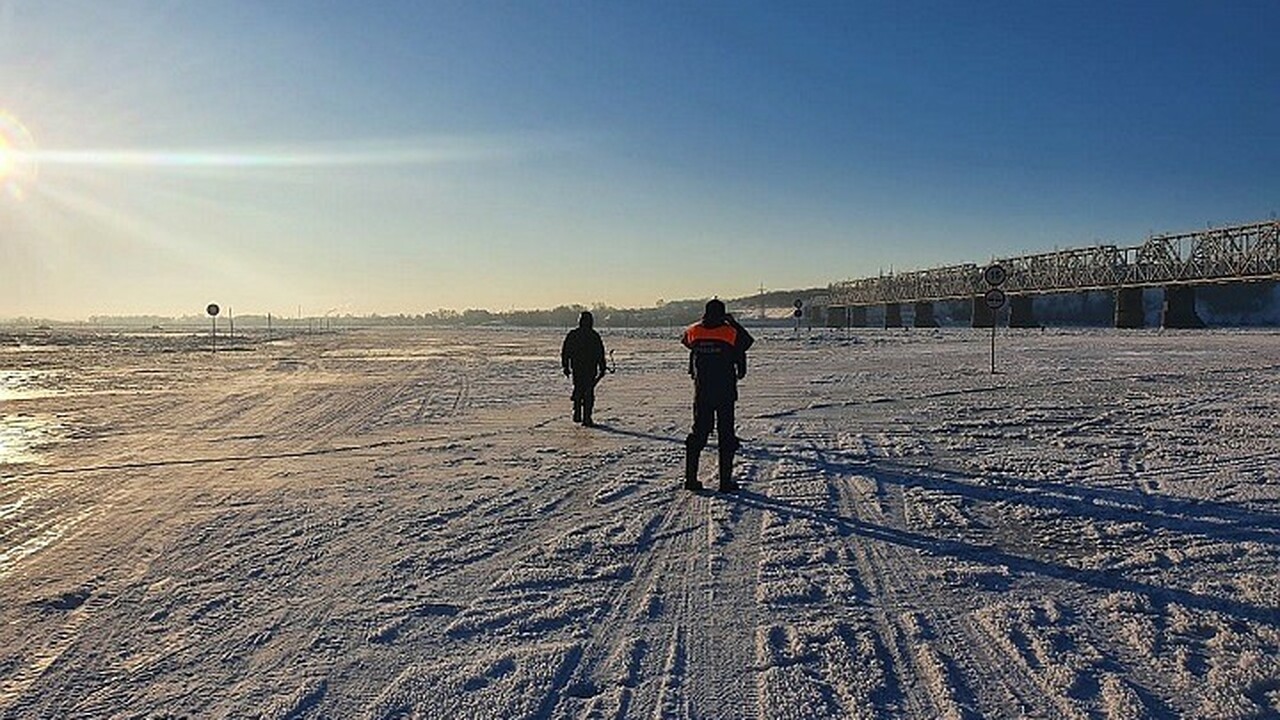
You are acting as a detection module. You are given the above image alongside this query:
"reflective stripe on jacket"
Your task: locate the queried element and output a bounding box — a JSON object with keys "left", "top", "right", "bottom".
{"left": 681, "top": 322, "right": 739, "bottom": 349}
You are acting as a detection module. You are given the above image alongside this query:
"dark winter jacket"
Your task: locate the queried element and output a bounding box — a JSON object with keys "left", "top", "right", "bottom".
{"left": 562, "top": 316, "right": 607, "bottom": 378}
{"left": 681, "top": 314, "right": 754, "bottom": 405}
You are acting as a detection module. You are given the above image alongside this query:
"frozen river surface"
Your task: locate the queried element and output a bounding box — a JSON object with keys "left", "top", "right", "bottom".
{"left": 1, "top": 326, "right": 1278, "bottom": 718}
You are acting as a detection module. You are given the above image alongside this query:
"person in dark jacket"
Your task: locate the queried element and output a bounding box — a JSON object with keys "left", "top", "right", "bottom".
{"left": 561, "top": 311, "right": 607, "bottom": 426}
{"left": 681, "top": 298, "right": 754, "bottom": 491}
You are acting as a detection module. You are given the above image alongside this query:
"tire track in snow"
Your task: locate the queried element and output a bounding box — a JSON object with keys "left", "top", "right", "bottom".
{"left": 752, "top": 434, "right": 876, "bottom": 719}
{"left": 810, "top": 421, "right": 1096, "bottom": 720}
{"left": 645, "top": 485, "right": 761, "bottom": 720}
{"left": 545, "top": 478, "right": 700, "bottom": 718}
{"left": 807, "top": 433, "right": 959, "bottom": 719}
{"left": 830, "top": 427, "right": 1169, "bottom": 719}
{"left": 348, "top": 437, "right": 684, "bottom": 715}
{"left": 688, "top": 488, "right": 762, "bottom": 719}
{"left": 6, "top": 434, "right": 460, "bottom": 478}
{"left": 833, "top": 463, "right": 1012, "bottom": 720}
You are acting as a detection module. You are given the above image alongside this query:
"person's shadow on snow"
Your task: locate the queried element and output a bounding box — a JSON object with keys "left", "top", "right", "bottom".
{"left": 723, "top": 448, "right": 1280, "bottom": 629}
{"left": 589, "top": 421, "right": 1280, "bottom": 626}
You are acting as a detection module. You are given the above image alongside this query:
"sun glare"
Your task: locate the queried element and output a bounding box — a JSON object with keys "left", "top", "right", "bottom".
{"left": 0, "top": 110, "right": 37, "bottom": 200}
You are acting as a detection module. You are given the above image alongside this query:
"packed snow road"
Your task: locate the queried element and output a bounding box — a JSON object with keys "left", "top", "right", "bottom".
{"left": 1, "top": 326, "right": 1278, "bottom": 718}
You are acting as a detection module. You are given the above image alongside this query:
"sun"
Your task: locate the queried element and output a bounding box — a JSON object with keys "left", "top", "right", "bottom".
{"left": 0, "top": 134, "right": 14, "bottom": 179}
{"left": 0, "top": 110, "right": 38, "bottom": 200}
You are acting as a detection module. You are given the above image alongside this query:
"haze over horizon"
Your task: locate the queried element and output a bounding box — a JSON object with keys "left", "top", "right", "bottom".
{"left": 1, "top": 1, "right": 1277, "bottom": 321}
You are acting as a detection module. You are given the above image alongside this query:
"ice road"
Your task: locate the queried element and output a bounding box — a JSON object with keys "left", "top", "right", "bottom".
{"left": 1, "top": 326, "right": 1278, "bottom": 718}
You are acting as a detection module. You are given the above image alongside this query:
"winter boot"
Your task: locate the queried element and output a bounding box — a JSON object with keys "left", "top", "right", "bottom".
{"left": 717, "top": 446, "right": 738, "bottom": 493}
{"left": 582, "top": 398, "right": 595, "bottom": 427}
{"left": 684, "top": 449, "right": 702, "bottom": 491}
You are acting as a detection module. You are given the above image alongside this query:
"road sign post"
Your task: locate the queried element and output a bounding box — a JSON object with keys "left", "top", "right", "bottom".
{"left": 207, "top": 303, "right": 220, "bottom": 353}
{"left": 983, "top": 265, "right": 1006, "bottom": 374}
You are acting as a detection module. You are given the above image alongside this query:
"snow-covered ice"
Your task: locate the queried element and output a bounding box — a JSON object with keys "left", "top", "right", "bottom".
{"left": 1, "top": 326, "right": 1278, "bottom": 718}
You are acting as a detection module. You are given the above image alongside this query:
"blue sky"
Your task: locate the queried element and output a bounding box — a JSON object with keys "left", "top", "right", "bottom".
{"left": 1, "top": 1, "right": 1276, "bottom": 319}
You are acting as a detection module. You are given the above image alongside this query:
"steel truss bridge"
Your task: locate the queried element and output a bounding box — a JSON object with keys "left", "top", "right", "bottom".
{"left": 828, "top": 220, "right": 1280, "bottom": 306}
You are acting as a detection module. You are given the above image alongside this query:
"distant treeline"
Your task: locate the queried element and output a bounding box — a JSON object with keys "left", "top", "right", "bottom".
{"left": 5, "top": 292, "right": 827, "bottom": 330}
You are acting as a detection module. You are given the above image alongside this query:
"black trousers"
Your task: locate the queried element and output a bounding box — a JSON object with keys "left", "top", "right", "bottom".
{"left": 686, "top": 399, "right": 737, "bottom": 455}
{"left": 571, "top": 372, "right": 596, "bottom": 420}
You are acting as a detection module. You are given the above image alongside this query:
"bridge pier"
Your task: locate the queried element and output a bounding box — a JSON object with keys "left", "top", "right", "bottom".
{"left": 971, "top": 296, "right": 995, "bottom": 328}
{"left": 849, "top": 306, "right": 867, "bottom": 327}
{"left": 826, "top": 305, "right": 847, "bottom": 328}
{"left": 912, "top": 301, "right": 938, "bottom": 327}
{"left": 1008, "top": 295, "right": 1037, "bottom": 328}
{"left": 1114, "top": 287, "right": 1145, "bottom": 328}
{"left": 1162, "top": 285, "right": 1205, "bottom": 328}
{"left": 884, "top": 303, "right": 903, "bottom": 328}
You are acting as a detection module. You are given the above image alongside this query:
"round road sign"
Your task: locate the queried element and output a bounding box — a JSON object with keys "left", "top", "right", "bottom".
{"left": 983, "top": 288, "right": 1007, "bottom": 310}
{"left": 793, "top": 298, "right": 804, "bottom": 309}
{"left": 793, "top": 308, "right": 803, "bottom": 318}
{"left": 983, "top": 264, "right": 1007, "bottom": 287}
{"left": 206, "top": 303, "right": 220, "bottom": 317}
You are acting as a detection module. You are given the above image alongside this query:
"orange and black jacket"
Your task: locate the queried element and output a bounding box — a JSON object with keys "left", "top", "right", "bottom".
{"left": 681, "top": 317, "right": 754, "bottom": 404}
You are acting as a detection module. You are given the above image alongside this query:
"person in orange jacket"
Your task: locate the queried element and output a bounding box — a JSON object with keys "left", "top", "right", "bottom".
{"left": 681, "top": 298, "right": 754, "bottom": 491}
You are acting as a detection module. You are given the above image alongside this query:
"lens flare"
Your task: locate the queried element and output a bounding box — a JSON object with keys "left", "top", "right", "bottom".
{"left": 0, "top": 110, "right": 38, "bottom": 200}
